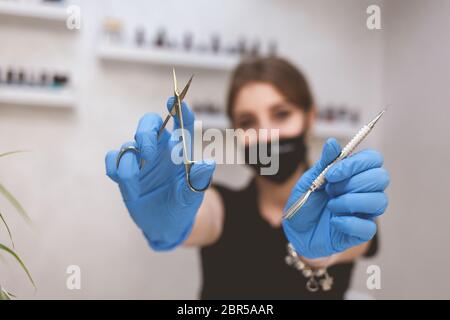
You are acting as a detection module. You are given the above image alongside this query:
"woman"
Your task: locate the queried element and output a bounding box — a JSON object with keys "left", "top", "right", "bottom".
{"left": 105, "top": 57, "right": 389, "bottom": 299}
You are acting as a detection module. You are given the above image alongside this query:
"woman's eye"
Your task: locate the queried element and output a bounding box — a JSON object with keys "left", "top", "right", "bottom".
{"left": 236, "top": 118, "right": 255, "bottom": 129}
{"left": 273, "top": 110, "right": 291, "bottom": 120}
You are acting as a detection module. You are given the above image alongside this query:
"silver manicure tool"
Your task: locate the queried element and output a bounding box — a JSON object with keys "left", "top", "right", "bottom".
{"left": 283, "top": 109, "right": 386, "bottom": 220}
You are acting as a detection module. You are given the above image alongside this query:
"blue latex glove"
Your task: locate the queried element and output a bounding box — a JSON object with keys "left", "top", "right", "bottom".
{"left": 105, "top": 97, "right": 216, "bottom": 251}
{"left": 282, "top": 138, "right": 389, "bottom": 259}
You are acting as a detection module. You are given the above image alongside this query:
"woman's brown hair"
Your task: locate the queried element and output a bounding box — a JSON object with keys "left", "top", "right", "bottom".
{"left": 226, "top": 57, "right": 314, "bottom": 124}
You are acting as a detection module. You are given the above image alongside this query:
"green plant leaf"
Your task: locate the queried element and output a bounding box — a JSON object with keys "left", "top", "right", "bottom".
{"left": 0, "top": 184, "right": 31, "bottom": 224}
{"left": 0, "top": 287, "right": 12, "bottom": 300}
{"left": 0, "top": 212, "right": 14, "bottom": 248}
{"left": 0, "top": 286, "right": 16, "bottom": 300}
{"left": 0, "top": 243, "right": 35, "bottom": 289}
{"left": 6, "top": 290, "right": 16, "bottom": 298}
{"left": 0, "top": 150, "right": 27, "bottom": 159}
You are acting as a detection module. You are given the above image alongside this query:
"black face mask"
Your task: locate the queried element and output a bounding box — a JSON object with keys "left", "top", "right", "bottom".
{"left": 244, "top": 133, "right": 308, "bottom": 184}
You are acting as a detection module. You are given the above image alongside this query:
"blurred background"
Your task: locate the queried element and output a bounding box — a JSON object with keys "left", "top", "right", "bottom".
{"left": 0, "top": 0, "right": 449, "bottom": 299}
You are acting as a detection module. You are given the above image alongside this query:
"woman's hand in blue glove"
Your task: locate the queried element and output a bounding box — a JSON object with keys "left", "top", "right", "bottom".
{"left": 105, "top": 97, "right": 216, "bottom": 251}
{"left": 282, "top": 138, "right": 389, "bottom": 259}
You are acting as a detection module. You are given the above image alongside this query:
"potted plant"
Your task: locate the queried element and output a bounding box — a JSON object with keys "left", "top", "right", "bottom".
{"left": 0, "top": 151, "right": 35, "bottom": 300}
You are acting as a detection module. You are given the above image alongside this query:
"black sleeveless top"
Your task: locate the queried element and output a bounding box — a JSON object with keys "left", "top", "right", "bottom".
{"left": 200, "top": 179, "right": 378, "bottom": 300}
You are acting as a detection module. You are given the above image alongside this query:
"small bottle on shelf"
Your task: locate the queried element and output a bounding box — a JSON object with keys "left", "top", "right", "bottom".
{"left": 53, "top": 74, "right": 69, "bottom": 88}
{"left": 183, "top": 32, "right": 194, "bottom": 51}
{"left": 40, "top": 71, "right": 51, "bottom": 87}
{"left": 135, "top": 27, "right": 146, "bottom": 47}
{"left": 6, "top": 68, "right": 15, "bottom": 85}
{"left": 154, "top": 28, "right": 167, "bottom": 48}
{"left": 350, "top": 110, "right": 360, "bottom": 124}
{"left": 18, "top": 70, "right": 26, "bottom": 86}
{"left": 103, "top": 18, "right": 123, "bottom": 44}
{"left": 211, "top": 34, "right": 221, "bottom": 54}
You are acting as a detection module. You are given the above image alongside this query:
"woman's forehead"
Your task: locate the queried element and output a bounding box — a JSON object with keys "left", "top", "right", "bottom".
{"left": 233, "top": 82, "right": 286, "bottom": 114}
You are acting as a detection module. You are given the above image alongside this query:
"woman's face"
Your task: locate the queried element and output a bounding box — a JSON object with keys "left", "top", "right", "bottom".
{"left": 232, "top": 82, "right": 312, "bottom": 144}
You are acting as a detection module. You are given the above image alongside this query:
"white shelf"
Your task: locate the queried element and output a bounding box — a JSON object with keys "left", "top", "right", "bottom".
{"left": 0, "top": 1, "right": 68, "bottom": 23}
{"left": 98, "top": 43, "right": 240, "bottom": 71}
{"left": 313, "top": 121, "right": 360, "bottom": 139}
{"left": 0, "top": 86, "right": 75, "bottom": 108}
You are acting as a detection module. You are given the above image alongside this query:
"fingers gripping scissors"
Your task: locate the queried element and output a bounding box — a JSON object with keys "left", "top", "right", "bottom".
{"left": 116, "top": 68, "right": 211, "bottom": 193}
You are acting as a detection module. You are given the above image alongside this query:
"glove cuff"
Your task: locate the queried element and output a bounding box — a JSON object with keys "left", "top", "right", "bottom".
{"left": 143, "top": 221, "right": 195, "bottom": 252}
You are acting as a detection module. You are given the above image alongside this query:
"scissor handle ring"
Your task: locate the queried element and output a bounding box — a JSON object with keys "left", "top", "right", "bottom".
{"left": 116, "top": 146, "right": 144, "bottom": 170}
{"left": 185, "top": 162, "right": 212, "bottom": 193}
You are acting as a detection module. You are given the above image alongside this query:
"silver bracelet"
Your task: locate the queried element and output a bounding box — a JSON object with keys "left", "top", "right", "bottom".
{"left": 285, "top": 243, "right": 334, "bottom": 292}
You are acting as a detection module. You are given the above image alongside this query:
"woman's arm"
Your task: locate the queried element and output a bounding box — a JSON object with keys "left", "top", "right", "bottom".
{"left": 300, "top": 241, "right": 371, "bottom": 269}
{"left": 183, "top": 187, "right": 225, "bottom": 247}
{"left": 333, "top": 241, "right": 371, "bottom": 264}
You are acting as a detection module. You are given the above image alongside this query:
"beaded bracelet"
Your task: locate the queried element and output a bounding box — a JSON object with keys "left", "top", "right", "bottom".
{"left": 285, "top": 243, "right": 334, "bottom": 292}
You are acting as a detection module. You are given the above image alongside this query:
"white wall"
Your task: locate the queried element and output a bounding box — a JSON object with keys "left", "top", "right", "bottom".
{"left": 373, "top": 0, "right": 450, "bottom": 299}
{"left": 0, "top": 0, "right": 398, "bottom": 299}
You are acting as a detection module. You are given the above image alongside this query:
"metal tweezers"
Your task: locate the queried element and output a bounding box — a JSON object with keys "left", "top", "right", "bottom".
{"left": 116, "top": 68, "right": 211, "bottom": 193}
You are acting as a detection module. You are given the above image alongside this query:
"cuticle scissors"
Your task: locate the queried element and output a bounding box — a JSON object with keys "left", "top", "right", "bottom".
{"left": 116, "top": 68, "right": 211, "bottom": 193}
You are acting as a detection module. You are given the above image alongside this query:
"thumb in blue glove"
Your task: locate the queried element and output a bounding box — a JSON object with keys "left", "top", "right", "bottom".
{"left": 105, "top": 97, "right": 216, "bottom": 251}
{"left": 282, "top": 138, "right": 389, "bottom": 259}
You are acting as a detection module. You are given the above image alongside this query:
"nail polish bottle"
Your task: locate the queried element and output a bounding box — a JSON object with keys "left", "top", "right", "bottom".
{"left": 27, "top": 70, "right": 36, "bottom": 86}
{"left": 6, "top": 68, "right": 15, "bottom": 85}
{"left": 53, "top": 74, "right": 69, "bottom": 88}
{"left": 103, "top": 18, "right": 123, "bottom": 44}
{"left": 154, "top": 28, "right": 167, "bottom": 48}
{"left": 337, "top": 107, "right": 346, "bottom": 123}
{"left": 40, "top": 72, "right": 49, "bottom": 87}
{"left": 183, "top": 32, "right": 193, "bottom": 51}
{"left": 324, "top": 107, "right": 335, "bottom": 122}
{"left": 350, "top": 110, "right": 360, "bottom": 124}
{"left": 211, "top": 34, "right": 220, "bottom": 54}
{"left": 18, "top": 70, "right": 26, "bottom": 85}
{"left": 135, "top": 27, "right": 146, "bottom": 47}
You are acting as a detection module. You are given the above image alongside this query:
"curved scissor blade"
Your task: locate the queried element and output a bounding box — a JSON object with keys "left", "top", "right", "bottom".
{"left": 158, "top": 70, "right": 194, "bottom": 140}
{"left": 172, "top": 67, "right": 178, "bottom": 95}
{"left": 179, "top": 75, "right": 194, "bottom": 100}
